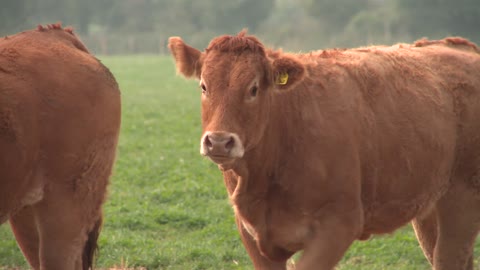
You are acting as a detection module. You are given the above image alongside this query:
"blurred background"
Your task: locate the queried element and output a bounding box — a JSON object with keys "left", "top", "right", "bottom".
{"left": 1, "top": 0, "right": 479, "bottom": 54}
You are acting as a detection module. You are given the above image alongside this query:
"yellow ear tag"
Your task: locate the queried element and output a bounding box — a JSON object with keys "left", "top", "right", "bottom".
{"left": 276, "top": 72, "right": 289, "bottom": 85}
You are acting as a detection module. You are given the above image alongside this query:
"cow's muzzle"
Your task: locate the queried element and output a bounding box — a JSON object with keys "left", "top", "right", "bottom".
{"left": 200, "top": 131, "right": 244, "bottom": 164}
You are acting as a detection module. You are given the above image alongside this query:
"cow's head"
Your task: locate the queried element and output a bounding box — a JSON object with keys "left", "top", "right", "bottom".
{"left": 169, "top": 31, "right": 306, "bottom": 167}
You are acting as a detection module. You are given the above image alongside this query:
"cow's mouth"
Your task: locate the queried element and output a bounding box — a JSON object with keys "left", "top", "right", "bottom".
{"left": 206, "top": 154, "right": 237, "bottom": 165}
{"left": 207, "top": 155, "right": 239, "bottom": 171}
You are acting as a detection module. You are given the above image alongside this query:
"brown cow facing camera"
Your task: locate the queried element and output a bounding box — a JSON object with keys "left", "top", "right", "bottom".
{"left": 0, "top": 23, "right": 121, "bottom": 269}
{"left": 169, "top": 31, "right": 480, "bottom": 270}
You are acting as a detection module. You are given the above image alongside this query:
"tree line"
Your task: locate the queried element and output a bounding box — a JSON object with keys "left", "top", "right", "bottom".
{"left": 1, "top": 0, "right": 479, "bottom": 53}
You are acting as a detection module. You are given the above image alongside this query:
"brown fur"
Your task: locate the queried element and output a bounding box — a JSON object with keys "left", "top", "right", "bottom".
{"left": 0, "top": 24, "right": 121, "bottom": 270}
{"left": 169, "top": 31, "right": 480, "bottom": 270}
{"left": 414, "top": 36, "right": 479, "bottom": 52}
{"left": 206, "top": 29, "right": 267, "bottom": 56}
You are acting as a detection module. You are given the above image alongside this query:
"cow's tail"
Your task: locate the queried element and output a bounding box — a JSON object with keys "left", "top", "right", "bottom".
{"left": 83, "top": 216, "right": 103, "bottom": 270}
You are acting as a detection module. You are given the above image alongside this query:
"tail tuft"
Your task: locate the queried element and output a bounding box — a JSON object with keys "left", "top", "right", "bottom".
{"left": 83, "top": 216, "right": 103, "bottom": 270}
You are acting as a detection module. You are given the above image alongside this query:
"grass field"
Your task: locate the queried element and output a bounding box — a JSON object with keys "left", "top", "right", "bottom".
{"left": 0, "top": 55, "right": 478, "bottom": 269}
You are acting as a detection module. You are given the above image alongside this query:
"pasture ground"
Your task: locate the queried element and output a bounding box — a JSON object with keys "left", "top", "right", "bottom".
{"left": 1, "top": 55, "right": 478, "bottom": 269}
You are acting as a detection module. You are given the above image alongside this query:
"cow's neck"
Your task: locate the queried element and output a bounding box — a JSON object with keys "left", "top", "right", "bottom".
{"left": 229, "top": 91, "right": 301, "bottom": 228}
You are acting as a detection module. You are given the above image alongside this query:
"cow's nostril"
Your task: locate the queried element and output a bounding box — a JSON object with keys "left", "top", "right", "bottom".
{"left": 205, "top": 135, "right": 213, "bottom": 149}
{"left": 225, "top": 136, "right": 235, "bottom": 151}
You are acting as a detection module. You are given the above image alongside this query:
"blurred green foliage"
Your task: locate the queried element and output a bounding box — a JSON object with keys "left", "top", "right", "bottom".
{"left": 0, "top": 0, "right": 480, "bottom": 51}
{"left": 1, "top": 0, "right": 479, "bottom": 53}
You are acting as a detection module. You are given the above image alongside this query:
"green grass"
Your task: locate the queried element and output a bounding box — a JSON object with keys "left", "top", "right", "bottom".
{"left": 0, "top": 55, "right": 478, "bottom": 269}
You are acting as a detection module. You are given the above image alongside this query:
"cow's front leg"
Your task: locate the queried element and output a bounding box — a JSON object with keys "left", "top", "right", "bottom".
{"left": 235, "top": 214, "right": 289, "bottom": 270}
{"left": 296, "top": 204, "right": 363, "bottom": 270}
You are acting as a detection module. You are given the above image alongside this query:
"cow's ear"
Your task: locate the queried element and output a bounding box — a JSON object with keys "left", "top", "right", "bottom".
{"left": 270, "top": 54, "right": 306, "bottom": 91}
{"left": 168, "top": 37, "right": 203, "bottom": 79}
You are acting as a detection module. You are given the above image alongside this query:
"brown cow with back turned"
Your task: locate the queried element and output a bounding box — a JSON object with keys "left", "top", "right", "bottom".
{"left": 169, "top": 31, "right": 480, "bottom": 270}
{"left": 0, "top": 24, "right": 121, "bottom": 269}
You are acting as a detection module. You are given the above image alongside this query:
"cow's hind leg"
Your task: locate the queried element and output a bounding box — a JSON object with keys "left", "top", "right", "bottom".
{"left": 35, "top": 202, "right": 83, "bottom": 269}
{"left": 9, "top": 206, "right": 40, "bottom": 269}
{"left": 33, "top": 190, "right": 101, "bottom": 270}
{"left": 433, "top": 183, "right": 480, "bottom": 270}
{"left": 411, "top": 207, "right": 438, "bottom": 266}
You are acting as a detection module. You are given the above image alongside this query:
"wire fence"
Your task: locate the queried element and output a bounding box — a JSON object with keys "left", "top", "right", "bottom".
{"left": 81, "top": 33, "right": 170, "bottom": 55}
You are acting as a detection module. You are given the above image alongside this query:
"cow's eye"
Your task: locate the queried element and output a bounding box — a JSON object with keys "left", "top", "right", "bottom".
{"left": 250, "top": 85, "right": 258, "bottom": 97}
{"left": 200, "top": 84, "right": 207, "bottom": 94}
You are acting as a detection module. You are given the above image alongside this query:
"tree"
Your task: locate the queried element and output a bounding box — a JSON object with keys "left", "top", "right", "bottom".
{"left": 0, "top": 0, "right": 34, "bottom": 36}
{"left": 300, "top": 0, "right": 370, "bottom": 33}
{"left": 165, "top": 0, "right": 275, "bottom": 33}
{"left": 395, "top": 0, "right": 480, "bottom": 43}
{"left": 151, "top": 0, "right": 276, "bottom": 47}
{"left": 0, "top": 0, "right": 114, "bottom": 36}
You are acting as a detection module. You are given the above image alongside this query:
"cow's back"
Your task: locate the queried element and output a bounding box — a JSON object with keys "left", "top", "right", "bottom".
{"left": 0, "top": 27, "right": 121, "bottom": 222}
